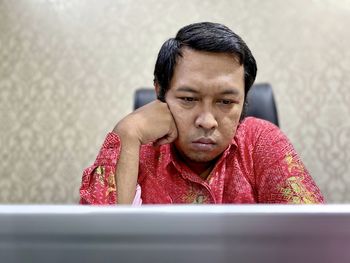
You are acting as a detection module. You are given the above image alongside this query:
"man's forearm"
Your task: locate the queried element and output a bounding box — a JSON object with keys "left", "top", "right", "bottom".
{"left": 115, "top": 131, "right": 141, "bottom": 204}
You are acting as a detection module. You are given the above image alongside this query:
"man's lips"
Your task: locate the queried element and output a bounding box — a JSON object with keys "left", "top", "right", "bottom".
{"left": 192, "top": 138, "right": 216, "bottom": 144}
{"left": 191, "top": 137, "right": 216, "bottom": 151}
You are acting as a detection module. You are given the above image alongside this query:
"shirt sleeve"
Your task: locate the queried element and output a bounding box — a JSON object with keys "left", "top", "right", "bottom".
{"left": 252, "top": 121, "right": 325, "bottom": 204}
{"left": 79, "top": 132, "right": 142, "bottom": 205}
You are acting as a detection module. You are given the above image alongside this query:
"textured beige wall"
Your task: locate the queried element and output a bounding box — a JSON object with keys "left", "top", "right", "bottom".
{"left": 1, "top": 0, "right": 350, "bottom": 203}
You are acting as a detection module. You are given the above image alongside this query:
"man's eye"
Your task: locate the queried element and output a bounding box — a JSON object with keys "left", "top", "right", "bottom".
{"left": 181, "top": 97, "right": 196, "bottom": 102}
{"left": 218, "top": 99, "right": 234, "bottom": 105}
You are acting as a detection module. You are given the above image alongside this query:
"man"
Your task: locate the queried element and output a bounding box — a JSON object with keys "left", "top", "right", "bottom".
{"left": 79, "top": 22, "right": 324, "bottom": 204}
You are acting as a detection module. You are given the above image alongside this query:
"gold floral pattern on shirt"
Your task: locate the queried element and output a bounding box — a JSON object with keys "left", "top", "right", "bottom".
{"left": 280, "top": 153, "right": 317, "bottom": 203}
{"left": 285, "top": 153, "right": 304, "bottom": 173}
{"left": 95, "top": 166, "right": 105, "bottom": 186}
{"left": 106, "top": 172, "right": 116, "bottom": 197}
{"left": 183, "top": 186, "right": 208, "bottom": 204}
{"left": 94, "top": 165, "right": 115, "bottom": 197}
{"left": 280, "top": 176, "right": 317, "bottom": 204}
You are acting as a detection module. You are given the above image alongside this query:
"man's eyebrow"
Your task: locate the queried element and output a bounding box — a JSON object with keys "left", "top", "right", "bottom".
{"left": 175, "top": 86, "right": 241, "bottom": 95}
{"left": 219, "top": 88, "right": 241, "bottom": 96}
{"left": 175, "top": 87, "right": 199, "bottom": 93}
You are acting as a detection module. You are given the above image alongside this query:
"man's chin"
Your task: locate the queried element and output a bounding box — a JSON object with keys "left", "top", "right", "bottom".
{"left": 174, "top": 142, "right": 222, "bottom": 163}
{"left": 183, "top": 151, "right": 219, "bottom": 163}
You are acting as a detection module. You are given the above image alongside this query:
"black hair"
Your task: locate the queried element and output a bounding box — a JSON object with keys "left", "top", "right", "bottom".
{"left": 153, "top": 22, "right": 257, "bottom": 111}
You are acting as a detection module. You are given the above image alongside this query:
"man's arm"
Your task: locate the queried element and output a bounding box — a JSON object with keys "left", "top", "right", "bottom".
{"left": 79, "top": 100, "right": 177, "bottom": 205}
{"left": 111, "top": 127, "right": 141, "bottom": 204}
{"left": 79, "top": 132, "right": 121, "bottom": 205}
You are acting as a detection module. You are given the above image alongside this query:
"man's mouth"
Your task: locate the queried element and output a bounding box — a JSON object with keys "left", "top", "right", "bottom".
{"left": 191, "top": 137, "right": 216, "bottom": 151}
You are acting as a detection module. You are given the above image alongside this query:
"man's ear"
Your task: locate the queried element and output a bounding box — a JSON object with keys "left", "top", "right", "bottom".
{"left": 154, "top": 81, "right": 166, "bottom": 102}
{"left": 154, "top": 82, "right": 160, "bottom": 97}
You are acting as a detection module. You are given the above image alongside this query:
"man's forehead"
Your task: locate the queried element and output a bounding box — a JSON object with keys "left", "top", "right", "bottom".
{"left": 174, "top": 86, "right": 241, "bottom": 95}
{"left": 178, "top": 47, "right": 242, "bottom": 66}
{"left": 167, "top": 47, "right": 245, "bottom": 96}
{"left": 173, "top": 48, "right": 244, "bottom": 80}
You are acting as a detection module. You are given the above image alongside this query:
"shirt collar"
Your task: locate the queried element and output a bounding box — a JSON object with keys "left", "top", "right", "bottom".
{"left": 164, "top": 136, "right": 238, "bottom": 177}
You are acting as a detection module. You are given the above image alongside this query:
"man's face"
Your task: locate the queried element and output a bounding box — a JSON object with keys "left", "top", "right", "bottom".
{"left": 165, "top": 48, "right": 245, "bottom": 166}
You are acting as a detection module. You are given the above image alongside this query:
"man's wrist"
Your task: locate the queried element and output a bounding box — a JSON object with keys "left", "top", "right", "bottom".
{"left": 113, "top": 120, "right": 142, "bottom": 147}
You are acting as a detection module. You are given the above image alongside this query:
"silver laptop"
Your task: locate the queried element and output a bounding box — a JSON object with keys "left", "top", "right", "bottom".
{"left": 1, "top": 205, "right": 350, "bottom": 263}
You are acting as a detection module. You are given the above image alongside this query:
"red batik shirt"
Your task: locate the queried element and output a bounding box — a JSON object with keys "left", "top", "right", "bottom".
{"left": 79, "top": 117, "right": 324, "bottom": 204}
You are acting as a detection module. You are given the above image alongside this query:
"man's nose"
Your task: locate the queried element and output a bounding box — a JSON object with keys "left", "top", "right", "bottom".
{"left": 195, "top": 110, "right": 218, "bottom": 131}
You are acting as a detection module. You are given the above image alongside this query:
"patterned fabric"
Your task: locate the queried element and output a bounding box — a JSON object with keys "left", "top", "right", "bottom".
{"left": 79, "top": 117, "right": 324, "bottom": 204}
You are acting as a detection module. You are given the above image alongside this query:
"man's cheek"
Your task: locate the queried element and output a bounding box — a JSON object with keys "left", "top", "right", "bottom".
{"left": 167, "top": 107, "right": 186, "bottom": 129}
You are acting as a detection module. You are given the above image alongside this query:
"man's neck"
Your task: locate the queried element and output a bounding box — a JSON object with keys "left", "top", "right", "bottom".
{"left": 174, "top": 151, "right": 217, "bottom": 180}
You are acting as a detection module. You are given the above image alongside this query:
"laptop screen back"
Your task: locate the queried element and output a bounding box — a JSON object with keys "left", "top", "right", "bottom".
{"left": 1, "top": 205, "right": 350, "bottom": 263}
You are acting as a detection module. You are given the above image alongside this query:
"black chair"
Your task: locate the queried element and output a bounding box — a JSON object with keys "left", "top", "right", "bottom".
{"left": 134, "top": 83, "right": 279, "bottom": 127}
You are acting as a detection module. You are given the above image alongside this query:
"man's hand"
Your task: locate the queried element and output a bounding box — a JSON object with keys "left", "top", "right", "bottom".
{"left": 113, "top": 100, "right": 178, "bottom": 146}
{"left": 113, "top": 100, "right": 178, "bottom": 204}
